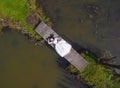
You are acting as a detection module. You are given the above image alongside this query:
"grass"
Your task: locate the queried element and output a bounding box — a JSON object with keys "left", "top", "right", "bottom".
{"left": 0, "top": 0, "right": 51, "bottom": 37}
{"left": 0, "top": 0, "right": 37, "bottom": 35}
{"left": 80, "top": 52, "right": 113, "bottom": 88}
{"left": 68, "top": 51, "right": 120, "bottom": 88}
{"left": 0, "top": 0, "right": 29, "bottom": 19}
{"left": 29, "top": 0, "right": 51, "bottom": 25}
{"left": 112, "top": 77, "right": 120, "bottom": 88}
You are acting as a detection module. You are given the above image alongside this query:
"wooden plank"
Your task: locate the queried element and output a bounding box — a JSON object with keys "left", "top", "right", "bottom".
{"left": 35, "top": 22, "right": 88, "bottom": 71}
{"left": 35, "top": 22, "right": 59, "bottom": 41}
{"left": 64, "top": 48, "right": 88, "bottom": 71}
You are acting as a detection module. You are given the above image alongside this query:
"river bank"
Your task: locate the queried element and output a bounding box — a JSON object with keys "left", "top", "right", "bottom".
{"left": 0, "top": 0, "right": 52, "bottom": 44}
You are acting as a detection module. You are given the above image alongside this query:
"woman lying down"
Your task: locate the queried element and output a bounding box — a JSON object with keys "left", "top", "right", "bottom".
{"left": 47, "top": 34, "right": 72, "bottom": 57}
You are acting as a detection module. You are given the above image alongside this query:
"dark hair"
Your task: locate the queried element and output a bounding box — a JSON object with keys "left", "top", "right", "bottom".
{"left": 50, "top": 34, "right": 54, "bottom": 37}
{"left": 47, "top": 34, "right": 54, "bottom": 41}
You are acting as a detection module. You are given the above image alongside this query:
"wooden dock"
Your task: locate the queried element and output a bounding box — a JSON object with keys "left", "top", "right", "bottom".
{"left": 35, "top": 22, "right": 88, "bottom": 71}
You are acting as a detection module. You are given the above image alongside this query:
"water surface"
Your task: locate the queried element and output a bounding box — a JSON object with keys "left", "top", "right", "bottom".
{"left": 0, "top": 31, "right": 86, "bottom": 88}
{"left": 39, "top": 0, "right": 120, "bottom": 64}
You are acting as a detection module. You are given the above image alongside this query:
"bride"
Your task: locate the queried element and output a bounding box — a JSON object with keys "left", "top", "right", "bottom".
{"left": 47, "top": 35, "right": 72, "bottom": 57}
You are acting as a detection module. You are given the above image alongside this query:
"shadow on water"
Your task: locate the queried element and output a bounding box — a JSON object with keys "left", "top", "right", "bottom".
{"left": 56, "top": 57, "right": 89, "bottom": 88}
{"left": 1, "top": 30, "right": 90, "bottom": 88}
{"left": 38, "top": 0, "right": 120, "bottom": 72}
{"left": 56, "top": 58, "right": 90, "bottom": 88}
{"left": 57, "top": 34, "right": 120, "bottom": 75}
{"left": 32, "top": 84, "right": 39, "bottom": 88}
{"left": 37, "top": 0, "right": 120, "bottom": 71}
{"left": 45, "top": 37, "right": 90, "bottom": 88}
{"left": 1, "top": 26, "right": 12, "bottom": 32}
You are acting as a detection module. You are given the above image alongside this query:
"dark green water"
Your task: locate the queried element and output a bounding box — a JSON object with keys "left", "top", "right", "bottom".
{"left": 39, "top": 0, "right": 120, "bottom": 65}
{"left": 0, "top": 0, "right": 120, "bottom": 87}
{"left": 0, "top": 31, "right": 87, "bottom": 88}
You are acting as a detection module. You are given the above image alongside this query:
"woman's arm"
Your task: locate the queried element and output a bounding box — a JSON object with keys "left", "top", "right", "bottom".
{"left": 48, "top": 39, "right": 53, "bottom": 44}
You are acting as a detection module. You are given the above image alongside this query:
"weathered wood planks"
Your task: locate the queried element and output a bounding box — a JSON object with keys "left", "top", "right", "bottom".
{"left": 35, "top": 21, "right": 88, "bottom": 71}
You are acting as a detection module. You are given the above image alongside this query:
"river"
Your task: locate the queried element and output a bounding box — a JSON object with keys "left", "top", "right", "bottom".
{"left": 0, "top": 30, "right": 88, "bottom": 88}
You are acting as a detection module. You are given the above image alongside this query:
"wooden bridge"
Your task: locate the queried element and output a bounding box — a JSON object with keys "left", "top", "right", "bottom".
{"left": 35, "top": 21, "right": 88, "bottom": 71}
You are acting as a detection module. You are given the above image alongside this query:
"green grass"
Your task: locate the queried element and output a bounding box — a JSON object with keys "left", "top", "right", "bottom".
{"left": 68, "top": 51, "right": 120, "bottom": 88}
{"left": 0, "top": 0, "right": 52, "bottom": 36}
{"left": 0, "top": 0, "right": 35, "bottom": 33}
{"left": 0, "top": 0, "right": 29, "bottom": 19}
{"left": 80, "top": 52, "right": 113, "bottom": 88}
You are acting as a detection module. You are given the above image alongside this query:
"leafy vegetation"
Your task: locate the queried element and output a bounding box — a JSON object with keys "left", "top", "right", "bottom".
{"left": 68, "top": 51, "right": 120, "bottom": 88}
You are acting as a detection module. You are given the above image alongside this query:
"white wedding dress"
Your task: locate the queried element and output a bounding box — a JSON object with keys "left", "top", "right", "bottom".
{"left": 48, "top": 38, "right": 72, "bottom": 57}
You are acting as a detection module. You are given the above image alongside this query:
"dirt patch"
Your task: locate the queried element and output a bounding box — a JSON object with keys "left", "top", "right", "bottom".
{"left": 26, "top": 13, "right": 40, "bottom": 27}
